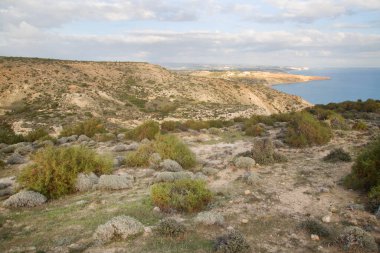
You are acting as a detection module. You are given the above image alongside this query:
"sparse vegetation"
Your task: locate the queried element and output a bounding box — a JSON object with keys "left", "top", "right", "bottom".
{"left": 126, "top": 134, "right": 196, "bottom": 169}
{"left": 151, "top": 179, "right": 213, "bottom": 213}
{"left": 18, "top": 146, "right": 112, "bottom": 199}
{"left": 251, "top": 138, "right": 287, "bottom": 165}
{"left": 285, "top": 112, "right": 332, "bottom": 147}
{"left": 213, "top": 230, "right": 250, "bottom": 253}
{"left": 125, "top": 120, "right": 160, "bottom": 141}
{"left": 155, "top": 218, "right": 186, "bottom": 238}
{"left": 60, "top": 118, "right": 106, "bottom": 137}
{"left": 352, "top": 120, "right": 368, "bottom": 131}
{"left": 323, "top": 148, "right": 352, "bottom": 163}
{"left": 0, "top": 122, "right": 24, "bottom": 144}
{"left": 344, "top": 137, "right": 380, "bottom": 207}
{"left": 300, "top": 218, "right": 333, "bottom": 238}
{"left": 25, "top": 128, "right": 50, "bottom": 142}
{"left": 245, "top": 124, "right": 264, "bottom": 137}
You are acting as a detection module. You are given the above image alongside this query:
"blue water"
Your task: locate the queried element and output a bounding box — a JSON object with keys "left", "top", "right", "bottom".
{"left": 273, "top": 68, "right": 380, "bottom": 105}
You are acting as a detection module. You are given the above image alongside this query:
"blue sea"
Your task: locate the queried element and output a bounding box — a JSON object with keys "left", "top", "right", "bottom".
{"left": 273, "top": 68, "right": 380, "bottom": 105}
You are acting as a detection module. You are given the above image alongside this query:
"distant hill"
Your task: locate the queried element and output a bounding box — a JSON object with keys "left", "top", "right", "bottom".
{"left": 0, "top": 57, "right": 312, "bottom": 129}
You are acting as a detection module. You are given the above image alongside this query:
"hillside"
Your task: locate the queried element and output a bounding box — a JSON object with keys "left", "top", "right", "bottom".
{"left": 0, "top": 57, "right": 315, "bottom": 130}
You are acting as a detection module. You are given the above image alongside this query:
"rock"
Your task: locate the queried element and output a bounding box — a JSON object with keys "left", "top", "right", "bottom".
{"left": 113, "top": 156, "right": 125, "bottom": 168}
{"left": 160, "top": 159, "right": 183, "bottom": 172}
{"left": 311, "top": 234, "right": 320, "bottom": 241}
{"left": 194, "top": 172, "right": 208, "bottom": 181}
{"left": 0, "top": 182, "right": 11, "bottom": 190}
{"left": 93, "top": 215, "right": 144, "bottom": 244}
{"left": 241, "top": 219, "right": 249, "bottom": 224}
{"left": 202, "top": 167, "right": 218, "bottom": 175}
{"left": 322, "top": 215, "right": 331, "bottom": 223}
{"left": 75, "top": 173, "right": 99, "bottom": 192}
{"left": 149, "top": 153, "right": 161, "bottom": 169}
{"left": 348, "top": 203, "right": 365, "bottom": 211}
{"left": 97, "top": 175, "right": 133, "bottom": 190}
{"left": 7, "top": 153, "right": 25, "bottom": 165}
{"left": 154, "top": 171, "right": 194, "bottom": 183}
{"left": 0, "top": 144, "right": 17, "bottom": 154}
{"left": 195, "top": 211, "right": 224, "bottom": 226}
{"left": 3, "top": 190, "right": 47, "bottom": 208}
{"left": 78, "top": 135, "right": 91, "bottom": 142}
{"left": 0, "top": 187, "right": 13, "bottom": 197}
{"left": 117, "top": 133, "right": 125, "bottom": 141}
{"left": 244, "top": 190, "right": 251, "bottom": 195}
{"left": 153, "top": 206, "right": 161, "bottom": 213}
{"left": 318, "top": 187, "right": 330, "bottom": 193}
{"left": 227, "top": 226, "right": 234, "bottom": 231}
{"left": 338, "top": 226, "right": 378, "bottom": 252}
{"left": 58, "top": 137, "right": 69, "bottom": 145}
{"left": 234, "top": 156, "right": 255, "bottom": 169}
{"left": 174, "top": 171, "right": 194, "bottom": 180}
{"left": 67, "top": 135, "right": 78, "bottom": 142}
{"left": 15, "top": 145, "right": 33, "bottom": 156}
{"left": 113, "top": 143, "right": 139, "bottom": 152}
{"left": 144, "top": 226, "right": 152, "bottom": 235}
{"left": 140, "top": 138, "right": 150, "bottom": 145}
{"left": 273, "top": 140, "right": 285, "bottom": 148}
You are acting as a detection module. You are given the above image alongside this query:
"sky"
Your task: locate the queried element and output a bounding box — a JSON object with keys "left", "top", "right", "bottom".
{"left": 0, "top": 0, "right": 380, "bottom": 67}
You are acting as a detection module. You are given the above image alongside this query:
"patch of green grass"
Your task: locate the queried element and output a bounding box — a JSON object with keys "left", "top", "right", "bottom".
{"left": 151, "top": 179, "right": 213, "bottom": 213}
{"left": 0, "top": 122, "right": 24, "bottom": 144}
{"left": 18, "top": 146, "right": 112, "bottom": 199}
{"left": 352, "top": 120, "right": 368, "bottom": 131}
{"left": 25, "top": 128, "right": 50, "bottom": 142}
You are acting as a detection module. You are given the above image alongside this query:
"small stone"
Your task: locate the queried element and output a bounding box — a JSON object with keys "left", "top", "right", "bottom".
{"left": 7, "top": 153, "right": 25, "bottom": 165}
{"left": 227, "top": 226, "right": 234, "bottom": 231}
{"left": 241, "top": 219, "right": 249, "bottom": 224}
{"left": 322, "top": 215, "right": 331, "bottom": 223}
{"left": 78, "top": 135, "right": 91, "bottom": 142}
{"left": 311, "top": 234, "right": 320, "bottom": 241}
{"left": 153, "top": 206, "right": 160, "bottom": 213}
{"left": 329, "top": 206, "right": 338, "bottom": 213}
{"left": 144, "top": 227, "right": 152, "bottom": 236}
{"left": 244, "top": 190, "right": 251, "bottom": 195}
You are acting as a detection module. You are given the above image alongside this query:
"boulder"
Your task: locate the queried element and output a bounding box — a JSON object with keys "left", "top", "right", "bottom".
{"left": 78, "top": 135, "right": 91, "bottom": 142}
{"left": 7, "top": 153, "right": 25, "bottom": 165}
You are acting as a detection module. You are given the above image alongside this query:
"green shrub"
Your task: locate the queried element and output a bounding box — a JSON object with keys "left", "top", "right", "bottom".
{"left": 18, "top": 146, "right": 112, "bottom": 199}
{"left": 126, "top": 134, "right": 196, "bottom": 169}
{"left": 285, "top": 112, "right": 332, "bottom": 147}
{"left": 323, "top": 148, "right": 351, "bottom": 163}
{"left": 125, "top": 120, "right": 160, "bottom": 141}
{"left": 213, "top": 230, "right": 250, "bottom": 253}
{"left": 352, "top": 120, "right": 368, "bottom": 131}
{"left": 60, "top": 118, "right": 106, "bottom": 137}
{"left": 251, "top": 138, "right": 287, "bottom": 165}
{"left": 161, "top": 121, "right": 182, "bottom": 133}
{"left": 300, "top": 218, "right": 333, "bottom": 238}
{"left": 245, "top": 124, "right": 264, "bottom": 137}
{"left": 155, "top": 218, "right": 186, "bottom": 238}
{"left": 151, "top": 179, "right": 213, "bottom": 213}
{"left": 0, "top": 122, "right": 24, "bottom": 144}
{"left": 25, "top": 128, "right": 49, "bottom": 142}
{"left": 327, "top": 113, "right": 348, "bottom": 130}
{"left": 183, "top": 120, "right": 210, "bottom": 131}
{"left": 153, "top": 134, "right": 196, "bottom": 169}
{"left": 344, "top": 137, "right": 380, "bottom": 193}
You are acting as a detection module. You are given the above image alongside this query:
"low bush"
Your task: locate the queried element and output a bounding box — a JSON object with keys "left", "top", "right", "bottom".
{"left": 183, "top": 120, "right": 210, "bottom": 131}
{"left": 245, "top": 124, "right": 264, "bottom": 137}
{"left": 213, "top": 230, "right": 250, "bottom": 253}
{"left": 344, "top": 137, "right": 380, "bottom": 192}
{"left": 327, "top": 113, "right": 348, "bottom": 130}
{"left": 285, "top": 112, "right": 332, "bottom": 147}
{"left": 352, "top": 120, "right": 368, "bottom": 131}
{"left": 126, "top": 134, "right": 196, "bottom": 169}
{"left": 323, "top": 148, "right": 351, "bottom": 163}
{"left": 251, "top": 138, "right": 287, "bottom": 165}
{"left": 25, "top": 128, "right": 49, "bottom": 142}
{"left": 125, "top": 120, "right": 160, "bottom": 141}
{"left": 161, "top": 121, "right": 182, "bottom": 133}
{"left": 151, "top": 179, "right": 213, "bottom": 213}
{"left": 300, "top": 218, "right": 333, "bottom": 238}
{"left": 18, "top": 146, "right": 112, "bottom": 199}
{"left": 155, "top": 218, "right": 186, "bottom": 238}
{"left": 60, "top": 118, "right": 106, "bottom": 137}
{"left": 0, "top": 122, "right": 24, "bottom": 144}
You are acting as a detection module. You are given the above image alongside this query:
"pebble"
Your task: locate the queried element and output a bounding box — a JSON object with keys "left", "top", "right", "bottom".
{"left": 311, "top": 234, "right": 320, "bottom": 241}
{"left": 227, "top": 226, "right": 234, "bottom": 231}
{"left": 244, "top": 190, "right": 251, "bottom": 195}
{"left": 322, "top": 215, "right": 331, "bottom": 223}
{"left": 241, "top": 219, "right": 249, "bottom": 224}
{"left": 153, "top": 206, "right": 161, "bottom": 213}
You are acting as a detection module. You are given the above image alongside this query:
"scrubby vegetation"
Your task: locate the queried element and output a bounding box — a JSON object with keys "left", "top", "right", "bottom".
{"left": 0, "top": 122, "right": 24, "bottom": 144}
{"left": 160, "top": 119, "right": 233, "bottom": 133}
{"left": 244, "top": 124, "right": 265, "bottom": 137}
{"left": 323, "top": 148, "right": 352, "bottom": 163}
{"left": 352, "top": 120, "right": 368, "bottom": 131}
{"left": 300, "top": 218, "right": 333, "bottom": 238}
{"left": 344, "top": 137, "right": 380, "bottom": 208}
{"left": 251, "top": 138, "right": 287, "bottom": 165}
{"left": 151, "top": 179, "right": 213, "bottom": 213}
{"left": 155, "top": 218, "right": 186, "bottom": 238}
{"left": 18, "top": 146, "right": 112, "bottom": 199}
{"left": 60, "top": 118, "right": 106, "bottom": 137}
{"left": 213, "top": 230, "right": 250, "bottom": 253}
{"left": 25, "top": 128, "right": 50, "bottom": 142}
{"left": 125, "top": 120, "right": 160, "bottom": 141}
{"left": 126, "top": 134, "right": 196, "bottom": 169}
{"left": 285, "top": 112, "right": 332, "bottom": 147}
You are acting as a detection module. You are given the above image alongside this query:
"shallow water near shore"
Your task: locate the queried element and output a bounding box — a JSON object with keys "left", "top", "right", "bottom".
{"left": 273, "top": 68, "right": 380, "bottom": 104}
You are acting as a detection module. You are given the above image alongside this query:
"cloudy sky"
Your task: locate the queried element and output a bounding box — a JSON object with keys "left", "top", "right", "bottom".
{"left": 1, "top": 0, "right": 380, "bottom": 67}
